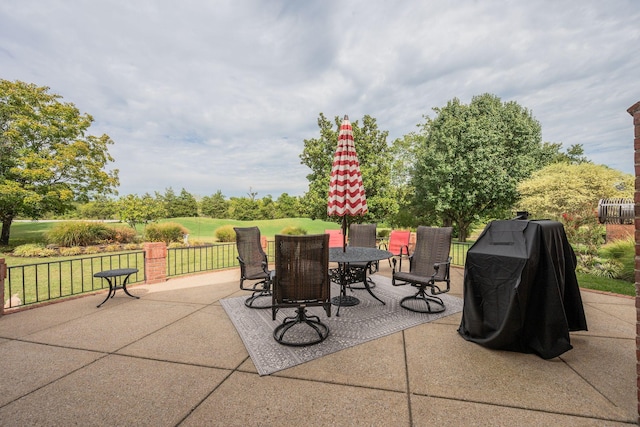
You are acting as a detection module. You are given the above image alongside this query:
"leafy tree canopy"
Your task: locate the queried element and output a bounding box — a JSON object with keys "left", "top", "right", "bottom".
{"left": 0, "top": 79, "right": 119, "bottom": 244}
{"left": 117, "top": 193, "right": 166, "bottom": 229}
{"left": 410, "top": 93, "right": 551, "bottom": 241}
{"left": 200, "top": 190, "right": 229, "bottom": 218}
{"left": 516, "top": 162, "right": 633, "bottom": 220}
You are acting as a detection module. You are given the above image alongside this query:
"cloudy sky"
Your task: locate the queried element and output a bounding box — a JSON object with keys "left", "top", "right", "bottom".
{"left": 2, "top": 1, "right": 639, "bottom": 199}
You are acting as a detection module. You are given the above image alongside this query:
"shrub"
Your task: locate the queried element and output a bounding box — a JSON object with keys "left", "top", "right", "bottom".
{"left": 114, "top": 227, "right": 138, "bottom": 244}
{"left": 83, "top": 246, "right": 101, "bottom": 254}
{"left": 123, "top": 243, "right": 141, "bottom": 251}
{"left": 215, "top": 225, "right": 236, "bottom": 242}
{"left": 280, "top": 226, "right": 307, "bottom": 235}
{"left": 58, "top": 246, "right": 83, "bottom": 256}
{"left": 599, "top": 237, "right": 634, "bottom": 282}
{"left": 46, "top": 221, "right": 116, "bottom": 247}
{"left": 104, "top": 244, "right": 122, "bottom": 252}
{"left": 576, "top": 254, "right": 623, "bottom": 279}
{"left": 145, "top": 222, "right": 189, "bottom": 245}
{"left": 12, "top": 244, "right": 57, "bottom": 257}
{"left": 377, "top": 229, "right": 391, "bottom": 239}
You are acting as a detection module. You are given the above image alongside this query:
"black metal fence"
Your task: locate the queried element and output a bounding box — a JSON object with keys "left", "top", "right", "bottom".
{"left": 4, "top": 240, "right": 472, "bottom": 310}
{"left": 5, "top": 251, "right": 144, "bottom": 309}
{"left": 167, "top": 243, "right": 239, "bottom": 277}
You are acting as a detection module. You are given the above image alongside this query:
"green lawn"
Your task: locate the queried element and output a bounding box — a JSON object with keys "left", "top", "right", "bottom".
{"left": 576, "top": 272, "right": 635, "bottom": 297}
{"left": 157, "top": 217, "right": 342, "bottom": 242}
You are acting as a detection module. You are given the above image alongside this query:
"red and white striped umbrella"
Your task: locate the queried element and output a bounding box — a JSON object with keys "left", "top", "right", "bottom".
{"left": 327, "top": 115, "right": 368, "bottom": 250}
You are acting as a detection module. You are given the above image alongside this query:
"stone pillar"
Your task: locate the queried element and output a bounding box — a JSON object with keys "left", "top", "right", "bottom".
{"left": 144, "top": 242, "right": 167, "bottom": 284}
{"left": 628, "top": 100, "right": 640, "bottom": 423}
{"left": 0, "top": 258, "right": 5, "bottom": 316}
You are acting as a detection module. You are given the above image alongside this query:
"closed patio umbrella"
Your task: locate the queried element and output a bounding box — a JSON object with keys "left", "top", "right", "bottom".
{"left": 327, "top": 115, "right": 368, "bottom": 251}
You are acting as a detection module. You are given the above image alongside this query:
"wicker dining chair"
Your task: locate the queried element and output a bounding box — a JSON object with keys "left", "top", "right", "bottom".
{"left": 234, "top": 226, "right": 272, "bottom": 308}
{"left": 392, "top": 226, "right": 452, "bottom": 313}
{"left": 272, "top": 234, "right": 331, "bottom": 346}
{"left": 346, "top": 223, "right": 378, "bottom": 288}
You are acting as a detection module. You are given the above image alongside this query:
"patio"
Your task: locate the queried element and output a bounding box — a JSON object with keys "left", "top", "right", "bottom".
{"left": 0, "top": 263, "right": 636, "bottom": 426}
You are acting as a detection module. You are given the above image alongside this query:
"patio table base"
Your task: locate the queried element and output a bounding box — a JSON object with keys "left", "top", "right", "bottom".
{"left": 331, "top": 295, "right": 360, "bottom": 307}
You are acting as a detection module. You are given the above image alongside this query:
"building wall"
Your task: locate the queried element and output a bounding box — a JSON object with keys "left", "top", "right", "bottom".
{"left": 627, "top": 100, "right": 640, "bottom": 423}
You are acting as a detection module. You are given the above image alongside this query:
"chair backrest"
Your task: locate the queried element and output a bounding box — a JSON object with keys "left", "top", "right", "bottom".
{"left": 388, "top": 230, "right": 411, "bottom": 256}
{"left": 234, "top": 226, "right": 268, "bottom": 277}
{"left": 348, "top": 223, "right": 377, "bottom": 248}
{"left": 273, "top": 234, "right": 330, "bottom": 303}
{"left": 325, "top": 229, "right": 344, "bottom": 248}
{"left": 411, "top": 226, "right": 452, "bottom": 279}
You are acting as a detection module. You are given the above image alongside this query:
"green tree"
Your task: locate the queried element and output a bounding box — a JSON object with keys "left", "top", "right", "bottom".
{"left": 388, "top": 133, "right": 421, "bottom": 227}
{"left": 516, "top": 162, "right": 633, "bottom": 220}
{"left": 257, "top": 195, "right": 276, "bottom": 220}
{"left": 299, "top": 113, "right": 397, "bottom": 224}
{"left": 157, "top": 187, "right": 176, "bottom": 217}
{"left": 0, "top": 80, "right": 119, "bottom": 244}
{"left": 157, "top": 187, "right": 197, "bottom": 217}
{"left": 117, "top": 193, "right": 166, "bottom": 229}
{"left": 411, "top": 93, "right": 550, "bottom": 241}
{"left": 275, "top": 193, "right": 303, "bottom": 218}
{"left": 174, "top": 188, "right": 198, "bottom": 217}
{"left": 78, "top": 197, "right": 117, "bottom": 219}
{"left": 228, "top": 197, "right": 259, "bottom": 220}
{"left": 200, "top": 190, "right": 228, "bottom": 218}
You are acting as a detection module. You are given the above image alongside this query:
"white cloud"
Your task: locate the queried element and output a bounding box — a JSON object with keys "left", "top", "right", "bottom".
{"left": 1, "top": 0, "right": 639, "bottom": 198}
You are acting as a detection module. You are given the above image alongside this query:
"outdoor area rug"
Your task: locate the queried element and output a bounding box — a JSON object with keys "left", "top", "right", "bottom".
{"left": 220, "top": 275, "right": 463, "bottom": 376}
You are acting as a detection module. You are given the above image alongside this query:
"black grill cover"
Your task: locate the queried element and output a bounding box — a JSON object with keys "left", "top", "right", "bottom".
{"left": 457, "top": 220, "right": 587, "bottom": 359}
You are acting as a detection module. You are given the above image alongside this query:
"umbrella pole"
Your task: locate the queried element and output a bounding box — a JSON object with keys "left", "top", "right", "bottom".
{"left": 342, "top": 216, "right": 347, "bottom": 252}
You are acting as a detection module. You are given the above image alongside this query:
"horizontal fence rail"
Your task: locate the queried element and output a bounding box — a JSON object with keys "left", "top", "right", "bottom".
{"left": 4, "top": 240, "right": 473, "bottom": 310}
{"left": 5, "top": 251, "right": 144, "bottom": 309}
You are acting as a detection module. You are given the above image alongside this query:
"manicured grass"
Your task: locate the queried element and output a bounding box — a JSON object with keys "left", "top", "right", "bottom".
{"left": 158, "top": 217, "right": 341, "bottom": 242}
{"left": 576, "top": 272, "right": 635, "bottom": 297}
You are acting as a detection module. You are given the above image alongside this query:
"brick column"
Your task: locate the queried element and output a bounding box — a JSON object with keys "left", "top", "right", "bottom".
{"left": 144, "top": 242, "right": 167, "bottom": 284}
{"left": 628, "top": 100, "right": 640, "bottom": 423}
{"left": 0, "top": 258, "right": 5, "bottom": 316}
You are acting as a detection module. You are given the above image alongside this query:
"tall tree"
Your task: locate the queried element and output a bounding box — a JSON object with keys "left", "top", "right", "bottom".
{"left": 411, "top": 93, "right": 549, "bottom": 241}
{"left": 175, "top": 188, "right": 198, "bottom": 217}
{"left": 300, "top": 113, "right": 397, "bottom": 224}
{"left": 516, "top": 163, "right": 633, "bottom": 220}
{"left": 275, "top": 193, "right": 303, "bottom": 218}
{"left": 200, "top": 190, "right": 228, "bottom": 218}
{"left": 117, "top": 193, "right": 166, "bottom": 229}
{"left": 228, "top": 196, "right": 259, "bottom": 220}
{"left": 0, "top": 80, "right": 119, "bottom": 244}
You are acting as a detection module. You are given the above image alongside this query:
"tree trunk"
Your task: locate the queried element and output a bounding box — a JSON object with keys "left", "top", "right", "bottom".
{"left": 458, "top": 222, "right": 469, "bottom": 242}
{"left": 1, "top": 215, "right": 13, "bottom": 246}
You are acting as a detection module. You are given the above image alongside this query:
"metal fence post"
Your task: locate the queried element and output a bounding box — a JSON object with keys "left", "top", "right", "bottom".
{"left": 0, "top": 258, "right": 6, "bottom": 316}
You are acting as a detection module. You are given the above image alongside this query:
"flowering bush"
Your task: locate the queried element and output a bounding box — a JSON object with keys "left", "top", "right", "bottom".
{"left": 561, "top": 207, "right": 607, "bottom": 276}
{"left": 560, "top": 208, "right": 605, "bottom": 255}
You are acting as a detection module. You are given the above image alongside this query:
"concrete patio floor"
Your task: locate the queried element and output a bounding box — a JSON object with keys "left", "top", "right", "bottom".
{"left": 0, "top": 263, "right": 636, "bottom": 426}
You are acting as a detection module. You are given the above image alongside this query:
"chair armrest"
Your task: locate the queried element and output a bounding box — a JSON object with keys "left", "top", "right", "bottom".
{"left": 430, "top": 258, "right": 452, "bottom": 294}
{"left": 261, "top": 260, "right": 270, "bottom": 276}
